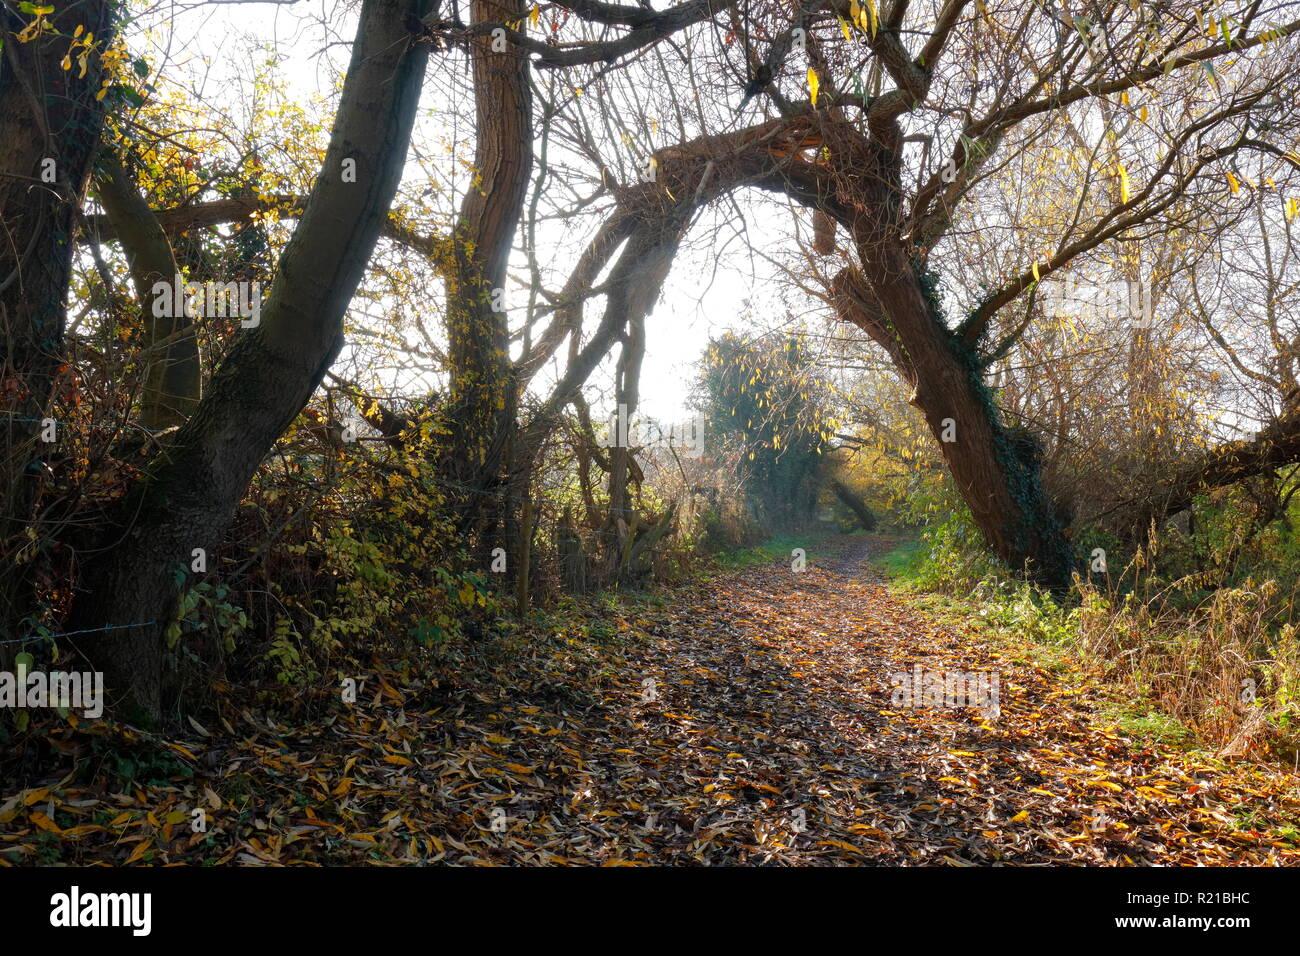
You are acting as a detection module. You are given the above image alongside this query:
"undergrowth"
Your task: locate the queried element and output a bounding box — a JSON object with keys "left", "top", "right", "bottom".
{"left": 877, "top": 482, "right": 1300, "bottom": 764}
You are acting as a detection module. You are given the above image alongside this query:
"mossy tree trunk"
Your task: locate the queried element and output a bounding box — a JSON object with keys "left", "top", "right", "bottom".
{"left": 66, "top": 0, "right": 435, "bottom": 722}
{"left": 0, "top": 0, "right": 119, "bottom": 642}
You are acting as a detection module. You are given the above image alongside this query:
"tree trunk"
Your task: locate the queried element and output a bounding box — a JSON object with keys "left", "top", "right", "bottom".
{"left": 0, "top": 0, "right": 119, "bottom": 640}
{"left": 557, "top": 509, "right": 588, "bottom": 594}
{"left": 514, "top": 495, "right": 534, "bottom": 616}
{"left": 66, "top": 0, "right": 434, "bottom": 723}
{"left": 830, "top": 478, "right": 876, "bottom": 531}
{"left": 442, "top": 0, "right": 533, "bottom": 549}
{"left": 93, "top": 152, "right": 201, "bottom": 429}
{"left": 837, "top": 251, "right": 1073, "bottom": 590}
{"left": 1129, "top": 404, "right": 1300, "bottom": 531}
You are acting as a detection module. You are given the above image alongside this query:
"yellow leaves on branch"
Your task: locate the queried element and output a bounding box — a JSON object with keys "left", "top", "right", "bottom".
{"left": 14, "top": 6, "right": 54, "bottom": 43}
{"left": 848, "top": 0, "right": 875, "bottom": 37}
{"left": 1116, "top": 162, "right": 1131, "bottom": 204}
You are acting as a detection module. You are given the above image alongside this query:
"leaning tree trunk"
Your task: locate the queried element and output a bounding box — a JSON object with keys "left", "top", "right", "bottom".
{"left": 0, "top": 0, "right": 119, "bottom": 641}
{"left": 836, "top": 248, "right": 1073, "bottom": 590}
{"left": 830, "top": 478, "right": 876, "bottom": 531}
{"left": 66, "top": 0, "right": 434, "bottom": 723}
{"left": 595, "top": 224, "right": 683, "bottom": 585}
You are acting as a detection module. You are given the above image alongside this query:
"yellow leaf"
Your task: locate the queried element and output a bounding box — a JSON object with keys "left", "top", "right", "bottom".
{"left": 865, "top": 0, "right": 878, "bottom": 35}
{"left": 1116, "top": 162, "right": 1130, "bottom": 203}
{"left": 839, "top": 17, "right": 852, "bottom": 42}
{"left": 30, "top": 811, "right": 63, "bottom": 834}
{"left": 1226, "top": 171, "right": 1240, "bottom": 194}
{"left": 529, "top": 5, "right": 539, "bottom": 26}
{"left": 1010, "top": 810, "right": 1029, "bottom": 823}
{"left": 383, "top": 754, "right": 413, "bottom": 766}
{"left": 61, "top": 825, "right": 105, "bottom": 838}
{"left": 817, "top": 839, "right": 865, "bottom": 854}
{"left": 807, "top": 67, "right": 820, "bottom": 106}
{"left": 1031, "top": 261, "right": 1040, "bottom": 282}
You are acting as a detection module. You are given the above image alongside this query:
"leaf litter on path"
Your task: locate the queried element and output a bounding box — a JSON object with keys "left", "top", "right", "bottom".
{"left": 3, "top": 536, "right": 1298, "bottom": 865}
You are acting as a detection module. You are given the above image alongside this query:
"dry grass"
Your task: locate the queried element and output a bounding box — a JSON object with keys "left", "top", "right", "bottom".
{"left": 1075, "top": 571, "right": 1300, "bottom": 763}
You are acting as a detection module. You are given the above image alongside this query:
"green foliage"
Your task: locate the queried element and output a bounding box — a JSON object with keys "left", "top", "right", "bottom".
{"left": 969, "top": 577, "right": 1078, "bottom": 646}
{"left": 886, "top": 466, "right": 1300, "bottom": 760}
{"left": 165, "top": 580, "right": 250, "bottom": 652}
{"left": 197, "top": 407, "right": 507, "bottom": 702}
{"left": 713, "top": 533, "right": 821, "bottom": 570}
{"left": 697, "top": 332, "right": 837, "bottom": 532}
{"left": 873, "top": 538, "right": 925, "bottom": 578}
{"left": 894, "top": 471, "right": 1009, "bottom": 593}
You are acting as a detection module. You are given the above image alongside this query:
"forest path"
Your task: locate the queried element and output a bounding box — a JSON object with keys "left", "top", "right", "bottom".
{"left": 591, "top": 535, "right": 1300, "bottom": 864}
{"left": 7, "top": 536, "right": 1300, "bottom": 865}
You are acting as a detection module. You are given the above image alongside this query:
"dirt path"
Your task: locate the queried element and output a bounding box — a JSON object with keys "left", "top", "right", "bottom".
{"left": 593, "top": 537, "right": 1300, "bottom": 864}
{"left": 4, "top": 536, "right": 1299, "bottom": 865}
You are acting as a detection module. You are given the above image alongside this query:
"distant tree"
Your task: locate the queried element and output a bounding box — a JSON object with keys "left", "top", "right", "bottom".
{"left": 698, "top": 332, "right": 836, "bottom": 531}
